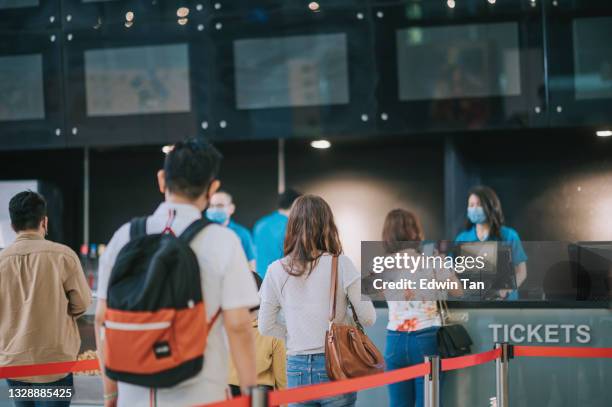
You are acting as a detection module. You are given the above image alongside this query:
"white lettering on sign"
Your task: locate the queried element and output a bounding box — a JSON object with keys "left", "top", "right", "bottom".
{"left": 488, "top": 324, "right": 591, "bottom": 344}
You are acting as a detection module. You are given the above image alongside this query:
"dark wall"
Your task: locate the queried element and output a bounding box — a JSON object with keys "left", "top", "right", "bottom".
{"left": 286, "top": 137, "right": 445, "bottom": 265}
{"left": 89, "top": 146, "right": 162, "bottom": 244}
{"left": 213, "top": 140, "right": 279, "bottom": 230}
{"left": 89, "top": 140, "right": 279, "bottom": 244}
{"left": 456, "top": 130, "right": 612, "bottom": 242}
{"left": 4, "top": 130, "right": 612, "bottom": 254}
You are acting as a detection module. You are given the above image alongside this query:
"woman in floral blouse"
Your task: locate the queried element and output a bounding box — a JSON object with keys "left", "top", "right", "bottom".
{"left": 382, "top": 209, "right": 461, "bottom": 407}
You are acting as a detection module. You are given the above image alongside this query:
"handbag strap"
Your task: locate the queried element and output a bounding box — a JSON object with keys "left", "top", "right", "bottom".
{"left": 329, "top": 256, "right": 364, "bottom": 331}
{"left": 437, "top": 300, "right": 450, "bottom": 326}
{"left": 329, "top": 256, "right": 339, "bottom": 322}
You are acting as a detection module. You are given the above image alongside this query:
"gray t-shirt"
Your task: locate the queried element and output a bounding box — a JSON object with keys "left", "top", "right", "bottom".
{"left": 259, "top": 253, "right": 376, "bottom": 355}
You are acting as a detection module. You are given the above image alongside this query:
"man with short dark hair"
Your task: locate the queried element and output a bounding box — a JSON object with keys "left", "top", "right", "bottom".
{"left": 0, "top": 191, "right": 92, "bottom": 406}
{"left": 95, "top": 138, "right": 259, "bottom": 406}
{"left": 252, "top": 188, "right": 301, "bottom": 278}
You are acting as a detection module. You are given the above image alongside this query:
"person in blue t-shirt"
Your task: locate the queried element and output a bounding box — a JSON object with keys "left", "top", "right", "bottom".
{"left": 455, "top": 185, "right": 527, "bottom": 300}
{"left": 253, "top": 188, "right": 301, "bottom": 278}
{"left": 206, "top": 190, "right": 256, "bottom": 271}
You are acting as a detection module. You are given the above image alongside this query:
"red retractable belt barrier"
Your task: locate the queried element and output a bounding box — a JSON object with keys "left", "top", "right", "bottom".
{"left": 268, "top": 362, "right": 429, "bottom": 406}
{"left": 441, "top": 348, "right": 501, "bottom": 372}
{"left": 0, "top": 359, "right": 99, "bottom": 379}
{"left": 514, "top": 345, "right": 612, "bottom": 359}
{"left": 202, "top": 396, "right": 250, "bottom": 407}
{"left": 3, "top": 345, "right": 612, "bottom": 407}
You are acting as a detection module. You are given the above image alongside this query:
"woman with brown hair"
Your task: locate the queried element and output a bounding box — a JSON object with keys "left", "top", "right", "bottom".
{"left": 382, "top": 209, "right": 460, "bottom": 407}
{"left": 259, "top": 195, "right": 376, "bottom": 407}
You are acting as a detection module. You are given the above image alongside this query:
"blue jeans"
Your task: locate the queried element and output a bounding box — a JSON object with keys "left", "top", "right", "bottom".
{"left": 6, "top": 374, "right": 73, "bottom": 407}
{"left": 286, "top": 354, "right": 356, "bottom": 407}
{"left": 384, "top": 327, "right": 442, "bottom": 407}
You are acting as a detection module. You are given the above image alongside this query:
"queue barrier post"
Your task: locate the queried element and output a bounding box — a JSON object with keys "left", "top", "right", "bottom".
{"left": 495, "top": 343, "right": 513, "bottom": 407}
{"left": 423, "top": 355, "right": 440, "bottom": 407}
{"left": 249, "top": 386, "right": 269, "bottom": 407}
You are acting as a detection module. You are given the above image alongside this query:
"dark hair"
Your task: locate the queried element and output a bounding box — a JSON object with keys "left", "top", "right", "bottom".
{"left": 283, "top": 195, "right": 342, "bottom": 277}
{"left": 465, "top": 185, "right": 504, "bottom": 239}
{"left": 164, "top": 138, "right": 222, "bottom": 199}
{"left": 9, "top": 191, "right": 47, "bottom": 232}
{"left": 278, "top": 188, "right": 302, "bottom": 210}
{"left": 382, "top": 209, "right": 424, "bottom": 253}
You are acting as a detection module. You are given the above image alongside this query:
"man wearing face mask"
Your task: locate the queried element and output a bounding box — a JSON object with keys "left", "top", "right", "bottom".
{"left": 206, "top": 191, "right": 256, "bottom": 271}
{"left": 0, "top": 191, "right": 91, "bottom": 404}
{"left": 455, "top": 185, "right": 528, "bottom": 300}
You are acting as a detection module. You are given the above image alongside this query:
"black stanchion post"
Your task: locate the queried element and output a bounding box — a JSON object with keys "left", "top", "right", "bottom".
{"left": 250, "top": 386, "right": 269, "bottom": 407}
{"left": 495, "top": 342, "right": 513, "bottom": 407}
{"left": 424, "top": 355, "right": 440, "bottom": 407}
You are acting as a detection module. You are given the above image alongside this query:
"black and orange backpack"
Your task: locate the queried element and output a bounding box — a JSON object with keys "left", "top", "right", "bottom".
{"left": 104, "top": 215, "right": 219, "bottom": 387}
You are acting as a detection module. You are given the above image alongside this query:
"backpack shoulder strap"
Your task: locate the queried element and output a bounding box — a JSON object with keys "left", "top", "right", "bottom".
{"left": 179, "top": 218, "right": 209, "bottom": 243}
{"left": 129, "top": 217, "right": 148, "bottom": 240}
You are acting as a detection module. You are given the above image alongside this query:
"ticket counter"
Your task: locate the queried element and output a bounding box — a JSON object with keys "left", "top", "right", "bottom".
{"left": 361, "top": 305, "right": 612, "bottom": 407}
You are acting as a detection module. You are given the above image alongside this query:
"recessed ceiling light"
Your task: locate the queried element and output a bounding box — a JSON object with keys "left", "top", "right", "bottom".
{"left": 177, "top": 7, "right": 189, "bottom": 18}
{"left": 447, "top": 0, "right": 456, "bottom": 9}
{"left": 309, "top": 2, "right": 320, "bottom": 12}
{"left": 310, "top": 139, "right": 331, "bottom": 149}
{"left": 596, "top": 130, "right": 612, "bottom": 137}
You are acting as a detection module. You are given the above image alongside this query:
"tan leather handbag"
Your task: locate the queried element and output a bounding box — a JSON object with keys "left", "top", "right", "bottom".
{"left": 325, "top": 256, "right": 385, "bottom": 380}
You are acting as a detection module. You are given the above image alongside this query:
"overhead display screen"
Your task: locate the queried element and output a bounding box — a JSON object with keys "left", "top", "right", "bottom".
{"left": 84, "top": 44, "right": 191, "bottom": 117}
{"left": 233, "top": 33, "right": 350, "bottom": 110}
{"left": 0, "top": 53, "right": 45, "bottom": 121}
{"left": 0, "top": 0, "right": 38, "bottom": 9}
{"left": 573, "top": 17, "right": 612, "bottom": 100}
{"left": 396, "top": 22, "right": 521, "bottom": 101}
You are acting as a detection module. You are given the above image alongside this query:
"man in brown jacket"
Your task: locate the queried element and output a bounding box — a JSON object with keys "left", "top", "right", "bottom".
{"left": 0, "top": 191, "right": 91, "bottom": 406}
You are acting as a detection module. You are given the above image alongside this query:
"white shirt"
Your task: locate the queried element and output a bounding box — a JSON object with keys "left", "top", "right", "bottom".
{"left": 259, "top": 254, "right": 376, "bottom": 355}
{"left": 97, "top": 202, "right": 259, "bottom": 407}
{"left": 384, "top": 249, "right": 448, "bottom": 332}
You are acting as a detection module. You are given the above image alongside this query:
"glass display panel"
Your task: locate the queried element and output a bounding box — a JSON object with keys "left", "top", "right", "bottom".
{"left": 233, "top": 33, "right": 349, "bottom": 110}
{"left": 396, "top": 22, "right": 521, "bottom": 101}
{"left": 573, "top": 17, "right": 612, "bottom": 100}
{"left": 0, "top": 53, "right": 45, "bottom": 121}
{"left": 0, "top": 0, "right": 38, "bottom": 9}
{"left": 84, "top": 43, "right": 191, "bottom": 117}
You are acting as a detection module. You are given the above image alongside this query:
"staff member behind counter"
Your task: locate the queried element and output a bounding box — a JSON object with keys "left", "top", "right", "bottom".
{"left": 455, "top": 185, "right": 527, "bottom": 300}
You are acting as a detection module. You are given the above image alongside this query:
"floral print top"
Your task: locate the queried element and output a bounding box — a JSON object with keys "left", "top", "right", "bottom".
{"left": 387, "top": 300, "right": 441, "bottom": 332}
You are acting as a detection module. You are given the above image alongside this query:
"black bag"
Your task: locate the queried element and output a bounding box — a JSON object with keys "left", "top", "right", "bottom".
{"left": 105, "top": 215, "right": 219, "bottom": 388}
{"left": 436, "top": 301, "right": 473, "bottom": 358}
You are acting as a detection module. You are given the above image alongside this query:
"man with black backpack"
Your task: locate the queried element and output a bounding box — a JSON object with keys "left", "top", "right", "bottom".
{"left": 94, "top": 139, "right": 259, "bottom": 407}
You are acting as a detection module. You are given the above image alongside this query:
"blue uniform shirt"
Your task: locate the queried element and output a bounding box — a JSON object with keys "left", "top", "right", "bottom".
{"left": 228, "top": 220, "right": 256, "bottom": 262}
{"left": 253, "top": 211, "right": 288, "bottom": 278}
{"left": 455, "top": 225, "right": 527, "bottom": 300}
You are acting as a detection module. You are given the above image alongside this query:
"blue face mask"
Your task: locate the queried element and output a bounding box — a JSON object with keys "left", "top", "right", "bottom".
{"left": 206, "top": 208, "right": 229, "bottom": 224}
{"left": 467, "top": 206, "right": 487, "bottom": 225}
